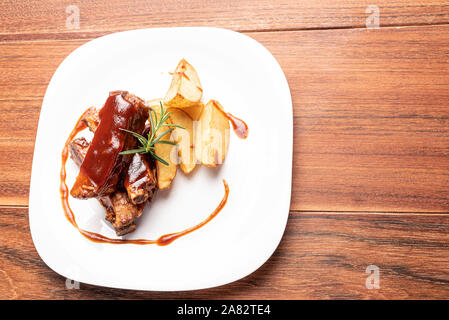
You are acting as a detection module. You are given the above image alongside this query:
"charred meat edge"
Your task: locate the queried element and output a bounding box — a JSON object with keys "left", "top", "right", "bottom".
{"left": 81, "top": 105, "right": 158, "bottom": 204}
{"left": 69, "top": 137, "right": 143, "bottom": 236}
{"left": 71, "top": 91, "right": 149, "bottom": 199}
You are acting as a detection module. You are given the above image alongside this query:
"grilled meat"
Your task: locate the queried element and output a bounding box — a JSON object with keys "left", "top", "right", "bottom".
{"left": 69, "top": 137, "right": 144, "bottom": 236}
{"left": 78, "top": 105, "right": 158, "bottom": 205}
{"left": 124, "top": 153, "right": 157, "bottom": 204}
{"left": 81, "top": 106, "right": 100, "bottom": 132}
{"left": 69, "top": 137, "right": 90, "bottom": 167}
{"left": 71, "top": 91, "right": 148, "bottom": 199}
{"left": 100, "top": 192, "right": 143, "bottom": 236}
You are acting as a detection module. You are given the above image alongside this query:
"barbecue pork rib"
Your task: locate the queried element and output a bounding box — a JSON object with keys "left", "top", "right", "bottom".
{"left": 69, "top": 137, "right": 143, "bottom": 236}
{"left": 71, "top": 91, "right": 148, "bottom": 199}
{"left": 79, "top": 105, "right": 157, "bottom": 205}
{"left": 81, "top": 106, "right": 100, "bottom": 132}
{"left": 124, "top": 153, "right": 157, "bottom": 204}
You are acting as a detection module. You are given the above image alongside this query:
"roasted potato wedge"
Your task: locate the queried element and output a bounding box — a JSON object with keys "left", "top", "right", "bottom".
{"left": 182, "top": 102, "right": 204, "bottom": 121}
{"left": 168, "top": 108, "right": 197, "bottom": 174}
{"left": 146, "top": 99, "right": 177, "bottom": 189}
{"left": 195, "top": 100, "right": 230, "bottom": 167}
{"left": 164, "top": 59, "right": 203, "bottom": 109}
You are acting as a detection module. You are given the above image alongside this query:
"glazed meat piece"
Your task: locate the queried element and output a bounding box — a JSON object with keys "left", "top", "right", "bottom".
{"left": 79, "top": 107, "right": 158, "bottom": 204}
{"left": 81, "top": 107, "right": 100, "bottom": 132}
{"left": 69, "top": 137, "right": 90, "bottom": 167}
{"left": 69, "top": 137, "right": 143, "bottom": 236}
{"left": 100, "top": 193, "right": 144, "bottom": 236}
{"left": 71, "top": 91, "right": 148, "bottom": 199}
{"left": 124, "top": 153, "right": 157, "bottom": 204}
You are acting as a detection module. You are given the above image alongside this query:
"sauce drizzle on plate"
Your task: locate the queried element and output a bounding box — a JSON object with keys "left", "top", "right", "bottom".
{"left": 212, "top": 100, "right": 249, "bottom": 139}
{"left": 60, "top": 109, "right": 229, "bottom": 245}
{"left": 225, "top": 112, "right": 248, "bottom": 139}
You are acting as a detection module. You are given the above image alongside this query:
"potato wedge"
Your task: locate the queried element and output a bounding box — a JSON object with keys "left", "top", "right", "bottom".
{"left": 182, "top": 102, "right": 204, "bottom": 121}
{"left": 195, "top": 100, "right": 230, "bottom": 167}
{"left": 168, "top": 108, "right": 197, "bottom": 174}
{"left": 164, "top": 59, "right": 203, "bottom": 109}
{"left": 146, "top": 99, "right": 177, "bottom": 189}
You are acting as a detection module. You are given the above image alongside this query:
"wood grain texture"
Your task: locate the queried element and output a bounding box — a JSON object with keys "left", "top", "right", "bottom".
{"left": 260, "top": 26, "right": 449, "bottom": 212}
{"left": 1, "top": 206, "right": 449, "bottom": 299}
{"left": 0, "top": 1, "right": 448, "bottom": 40}
{"left": 1, "top": 26, "right": 449, "bottom": 212}
{"left": 1, "top": 1, "right": 449, "bottom": 300}
{"left": 0, "top": 40, "right": 83, "bottom": 205}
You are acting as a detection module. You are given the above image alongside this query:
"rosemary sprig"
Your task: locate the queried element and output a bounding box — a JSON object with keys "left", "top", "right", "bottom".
{"left": 119, "top": 102, "right": 184, "bottom": 166}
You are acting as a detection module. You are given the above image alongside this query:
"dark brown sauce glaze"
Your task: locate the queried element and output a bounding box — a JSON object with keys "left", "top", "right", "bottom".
{"left": 157, "top": 179, "right": 229, "bottom": 246}
{"left": 80, "top": 93, "right": 134, "bottom": 186}
{"left": 61, "top": 111, "right": 229, "bottom": 245}
{"left": 60, "top": 109, "right": 89, "bottom": 229}
{"left": 124, "top": 153, "right": 157, "bottom": 204}
{"left": 126, "top": 154, "right": 151, "bottom": 189}
{"left": 71, "top": 92, "right": 147, "bottom": 200}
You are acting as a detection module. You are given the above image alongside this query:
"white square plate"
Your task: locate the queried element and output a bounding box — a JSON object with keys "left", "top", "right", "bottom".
{"left": 29, "top": 27, "right": 292, "bottom": 291}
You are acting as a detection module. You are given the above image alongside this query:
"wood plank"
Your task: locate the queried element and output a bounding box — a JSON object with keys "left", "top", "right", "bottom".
{"left": 1, "top": 207, "right": 449, "bottom": 299}
{"left": 0, "top": 41, "right": 84, "bottom": 205}
{"left": 0, "top": 1, "right": 449, "bottom": 40}
{"left": 258, "top": 26, "right": 449, "bottom": 212}
{"left": 1, "top": 25, "right": 449, "bottom": 211}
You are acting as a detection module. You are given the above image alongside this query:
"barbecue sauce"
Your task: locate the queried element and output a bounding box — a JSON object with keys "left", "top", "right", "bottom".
{"left": 61, "top": 110, "right": 229, "bottom": 245}
{"left": 211, "top": 100, "right": 249, "bottom": 139}
{"left": 226, "top": 112, "right": 248, "bottom": 139}
{"left": 71, "top": 92, "right": 148, "bottom": 198}
{"left": 79, "top": 93, "right": 135, "bottom": 187}
{"left": 124, "top": 153, "right": 156, "bottom": 204}
{"left": 126, "top": 154, "right": 151, "bottom": 190}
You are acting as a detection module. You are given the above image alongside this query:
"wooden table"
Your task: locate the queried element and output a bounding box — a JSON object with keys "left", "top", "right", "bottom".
{"left": 1, "top": 1, "right": 449, "bottom": 299}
